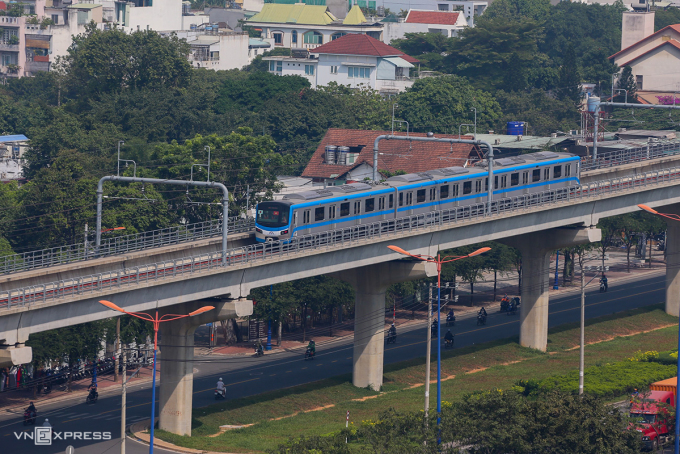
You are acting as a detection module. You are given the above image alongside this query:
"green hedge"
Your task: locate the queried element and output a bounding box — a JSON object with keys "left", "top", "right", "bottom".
{"left": 533, "top": 361, "right": 677, "bottom": 398}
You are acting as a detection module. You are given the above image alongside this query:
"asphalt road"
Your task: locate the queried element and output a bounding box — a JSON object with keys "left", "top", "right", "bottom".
{"left": 0, "top": 272, "right": 667, "bottom": 454}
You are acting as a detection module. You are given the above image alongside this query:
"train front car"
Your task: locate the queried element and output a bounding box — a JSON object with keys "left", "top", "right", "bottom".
{"left": 255, "top": 201, "right": 293, "bottom": 243}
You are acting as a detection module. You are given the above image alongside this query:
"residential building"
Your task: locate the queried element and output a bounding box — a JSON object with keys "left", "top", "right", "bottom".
{"left": 403, "top": 0, "right": 487, "bottom": 27}
{"left": 609, "top": 11, "right": 680, "bottom": 96}
{"left": 173, "top": 26, "right": 264, "bottom": 70}
{"left": 302, "top": 129, "right": 481, "bottom": 185}
{"left": 0, "top": 134, "right": 29, "bottom": 182}
{"left": 264, "top": 33, "right": 419, "bottom": 93}
{"left": 383, "top": 10, "right": 468, "bottom": 44}
{"left": 246, "top": 3, "right": 383, "bottom": 49}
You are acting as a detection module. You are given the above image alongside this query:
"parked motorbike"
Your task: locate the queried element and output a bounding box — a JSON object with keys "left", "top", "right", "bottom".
{"left": 214, "top": 388, "right": 226, "bottom": 400}
{"left": 304, "top": 348, "right": 315, "bottom": 360}
{"left": 507, "top": 303, "right": 517, "bottom": 315}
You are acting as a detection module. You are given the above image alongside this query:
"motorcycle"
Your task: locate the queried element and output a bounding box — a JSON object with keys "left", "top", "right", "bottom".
{"left": 446, "top": 314, "right": 456, "bottom": 327}
{"left": 599, "top": 281, "right": 607, "bottom": 293}
{"left": 214, "top": 388, "right": 226, "bottom": 400}
{"left": 23, "top": 410, "right": 37, "bottom": 426}
{"left": 444, "top": 337, "right": 454, "bottom": 349}
{"left": 500, "top": 299, "right": 510, "bottom": 312}
{"left": 477, "top": 314, "right": 487, "bottom": 326}
{"left": 253, "top": 344, "right": 264, "bottom": 357}
{"left": 507, "top": 304, "right": 517, "bottom": 316}
{"left": 86, "top": 389, "right": 98, "bottom": 404}
{"left": 41, "top": 382, "right": 52, "bottom": 394}
{"left": 431, "top": 323, "right": 438, "bottom": 338}
{"left": 385, "top": 331, "right": 397, "bottom": 345}
{"left": 304, "top": 348, "right": 315, "bottom": 360}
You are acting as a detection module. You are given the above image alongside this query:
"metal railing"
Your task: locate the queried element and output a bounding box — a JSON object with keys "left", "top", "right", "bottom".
{"left": 581, "top": 141, "right": 680, "bottom": 171}
{"left": 2, "top": 167, "right": 679, "bottom": 310}
{"left": 0, "top": 216, "right": 254, "bottom": 275}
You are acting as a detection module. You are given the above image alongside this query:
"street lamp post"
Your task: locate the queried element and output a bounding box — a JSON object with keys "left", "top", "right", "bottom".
{"left": 577, "top": 261, "right": 608, "bottom": 395}
{"left": 554, "top": 251, "right": 560, "bottom": 290}
{"left": 637, "top": 204, "right": 680, "bottom": 454}
{"left": 387, "top": 245, "right": 491, "bottom": 439}
{"left": 98, "top": 300, "right": 214, "bottom": 454}
{"left": 120, "top": 366, "right": 142, "bottom": 454}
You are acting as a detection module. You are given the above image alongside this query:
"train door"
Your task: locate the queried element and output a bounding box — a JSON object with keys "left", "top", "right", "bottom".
{"left": 354, "top": 200, "right": 362, "bottom": 224}
{"left": 328, "top": 205, "right": 337, "bottom": 230}
{"left": 303, "top": 209, "right": 311, "bottom": 234}
{"left": 429, "top": 186, "right": 437, "bottom": 212}
{"left": 378, "top": 196, "right": 386, "bottom": 220}
{"left": 293, "top": 211, "right": 298, "bottom": 236}
{"left": 451, "top": 183, "right": 459, "bottom": 207}
{"left": 522, "top": 171, "right": 529, "bottom": 194}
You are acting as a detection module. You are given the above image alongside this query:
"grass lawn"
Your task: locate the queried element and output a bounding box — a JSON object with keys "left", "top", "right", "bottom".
{"left": 156, "top": 304, "right": 678, "bottom": 453}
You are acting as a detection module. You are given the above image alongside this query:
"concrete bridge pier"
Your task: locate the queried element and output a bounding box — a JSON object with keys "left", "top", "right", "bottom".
{"left": 158, "top": 298, "right": 252, "bottom": 436}
{"left": 503, "top": 227, "right": 601, "bottom": 351}
{"left": 0, "top": 343, "right": 31, "bottom": 369}
{"left": 333, "top": 261, "right": 436, "bottom": 391}
{"left": 665, "top": 205, "right": 680, "bottom": 317}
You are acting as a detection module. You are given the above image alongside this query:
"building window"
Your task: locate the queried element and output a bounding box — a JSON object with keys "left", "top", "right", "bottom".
{"left": 292, "top": 30, "right": 297, "bottom": 44}
{"left": 51, "top": 14, "right": 59, "bottom": 24}
{"left": 348, "top": 67, "right": 371, "bottom": 78}
{"left": 305, "top": 65, "right": 314, "bottom": 75}
{"left": 272, "top": 32, "right": 283, "bottom": 46}
{"left": 315, "top": 207, "right": 324, "bottom": 221}
{"left": 331, "top": 32, "right": 346, "bottom": 40}
{"left": 636, "top": 75, "right": 643, "bottom": 90}
{"left": 330, "top": 65, "right": 338, "bottom": 74}
{"left": 269, "top": 61, "right": 282, "bottom": 72}
{"left": 438, "top": 3, "right": 449, "bottom": 10}
{"left": 303, "top": 31, "right": 323, "bottom": 44}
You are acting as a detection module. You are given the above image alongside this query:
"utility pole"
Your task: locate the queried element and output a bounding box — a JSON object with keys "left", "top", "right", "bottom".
{"left": 84, "top": 223, "right": 89, "bottom": 260}
{"left": 120, "top": 366, "right": 142, "bottom": 454}
{"left": 579, "top": 262, "right": 585, "bottom": 395}
{"left": 114, "top": 318, "right": 120, "bottom": 383}
{"left": 424, "top": 283, "right": 433, "bottom": 422}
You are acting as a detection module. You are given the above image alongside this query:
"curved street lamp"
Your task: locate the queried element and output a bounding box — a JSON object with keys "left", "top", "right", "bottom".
{"left": 387, "top": 245, "right": 491, "bottom": 441}
{"left": 99, "top": 300, "right": 214, "bottom": 454}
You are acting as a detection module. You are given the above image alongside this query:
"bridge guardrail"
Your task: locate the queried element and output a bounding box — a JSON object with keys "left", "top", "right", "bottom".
{"left": 0, "top": 216, "right": 254, "bottom": 275}
{"left": 2, "top": 167, "right": 678, "bottom": 310}
{"left": 581, "top": 141, "right": 680, "bottom": 171}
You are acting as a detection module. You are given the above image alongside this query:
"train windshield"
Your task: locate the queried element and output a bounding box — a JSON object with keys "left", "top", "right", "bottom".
{"left": 256, "top": 202, "right": 290, "bottom": 228}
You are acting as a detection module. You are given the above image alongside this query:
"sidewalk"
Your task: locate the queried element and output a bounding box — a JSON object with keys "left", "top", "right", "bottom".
{"left": 0, "top": 364, "right": 159, "bottom": 414}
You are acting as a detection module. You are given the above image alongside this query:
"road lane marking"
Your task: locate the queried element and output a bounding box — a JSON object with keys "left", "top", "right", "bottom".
{"left": 332, "top": 360, "right": 337, "bottom": 363}
{"left": 286, "top": 370, "right": 292, "bottom": 373}
{"left": 301, "top": 367, "right": 307, "bottom": 370}
{"left": 317, "top": 364, "right": 323, "bottom": 366}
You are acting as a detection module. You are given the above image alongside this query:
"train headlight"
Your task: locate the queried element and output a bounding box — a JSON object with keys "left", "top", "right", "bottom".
{"left": 281, "top": 229, "right": 289, "bottom": 234}
{"left": 256, "top": 227, "right": 263, "bottom": 233}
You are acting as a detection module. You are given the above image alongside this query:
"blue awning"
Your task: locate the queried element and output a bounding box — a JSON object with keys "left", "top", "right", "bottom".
{"left": 0, "top": 135, "right": 28, "bottom": 143}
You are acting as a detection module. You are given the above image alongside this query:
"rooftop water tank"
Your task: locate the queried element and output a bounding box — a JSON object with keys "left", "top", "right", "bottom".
{"left": 337, "top": 146, "right": 350, "bottom": 166}
{"left": 507, "top": 121, "right": 525, "bottom": 136}
{"left": 587, "top": 96, "right": 600, "bottom": 113}
{"left": 325, "top": 145, "right": 337, "bottom": 165}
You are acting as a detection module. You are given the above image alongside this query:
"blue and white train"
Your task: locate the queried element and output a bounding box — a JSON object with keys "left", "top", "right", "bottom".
{"left": 255, "top": 151, "right": 580, "bottom": 243}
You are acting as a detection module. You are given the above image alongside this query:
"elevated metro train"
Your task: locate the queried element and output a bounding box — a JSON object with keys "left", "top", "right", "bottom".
{"left": 255, "top": 151, "right": 580, "bottom": 243}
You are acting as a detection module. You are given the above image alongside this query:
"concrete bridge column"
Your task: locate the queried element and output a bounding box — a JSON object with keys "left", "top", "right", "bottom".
{"left": 665, "top": 205, "right": 680, "bottom": 316}
{"left": 334, "top": 261, "right": 436, "bottom": 391}
{"left": 503, "top": 227, "right": 601, "bottom": 351}
{"left": 0, "top": 344, "right": 32, "bottom": 369}
{"left": 158, "top": 298, "right": 252, "bottom": 436}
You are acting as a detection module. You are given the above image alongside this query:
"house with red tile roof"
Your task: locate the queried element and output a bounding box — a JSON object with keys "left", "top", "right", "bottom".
{"left": 383, "top": 9, "right": 469, "bottom": 44}
{"left": 609, "top": 12, "right": 680, "bottom": 101}
{"left": 263, "top": 33, "right": 420, "bottom": 94}
{"left": 301, "top": 129, "right": 482, "bottom": 184}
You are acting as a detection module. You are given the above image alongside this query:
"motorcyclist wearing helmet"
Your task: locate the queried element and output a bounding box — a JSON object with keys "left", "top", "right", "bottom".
{"left": 307, "top": 340, "right": 316, "bottom": 354}
{"left": 444, "top": 329, "right": 454, "bottom": 342}
{"left": 388, "top": 323, "right": 396, "bottom": 338}
{"left": 600, "top": 273, "right": 608, "bottom": 292}
{"left": 27, "top": 402, "right": 36, "bottom": 415}
{"left": 478, "top": 307, "right": 487, "bottom": 317}
{"left": 216, "top": 377, "right": 226, "bottom": 397}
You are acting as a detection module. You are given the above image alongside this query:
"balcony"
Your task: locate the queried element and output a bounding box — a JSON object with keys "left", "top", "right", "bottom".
{"left": 25, "top": 60, "right": 50, "bottom": 73}
{"left": 0, "top": 43, "right": 20, "bottom": 52}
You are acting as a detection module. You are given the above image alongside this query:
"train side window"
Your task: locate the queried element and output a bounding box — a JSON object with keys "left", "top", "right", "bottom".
{"left": 463, "top": 181, "right": 472, "bottom": 195}
{"left": 399, "top": 192, "right": 403, "bottom": 206}
{"left": 303, "top": 210, "right": 310, "bottom": 224}
{"left": 475, "top": 180, "right": 482, "bottom": 193}
{"left": 430, "top": 188, "right": 436, "bottom": 200}
{"left": 553, "top": 165, "right": 562, "bottom": 178}
{"left": 329, "top": 205, "right": 336, "bottom": 219}
{"left": 354, "top": 201, "right": 360, "bottom": 214}
{"left": 406, "top": 192, "right": 413, "bottom": 205}
{"left": 389, "top": 194, "right": 394, "bottom": 208}
{"left": 565, "top": 164, "right": 571, "bottom": 177}
{"left": 340, "top": 202, "right": 350, "bottom": 216}
{"left": 315, "top": 207, "right": 324, "bottom": 221}
{"left": 510, "top": 173, "right": 519, "bottom": 186}
{"left": 378, "top": 197, "right": 385, "bottom": 210}
{"left": 532, "top": 169, "right": 541, "bottom": 182}
{"left": 365, "top": 198, "right": 375, "bottom": 212}
{"left": 494, "top": 176, "right": 498, "bottom": 189}
{"left": 294, "top": 212, "right": 298, "bottom": 226}
{"left": 485, "top": 178, "right": 488, "bottom": 191}
{"left": 522, "top": 172, "right": 528, "bottom": 185}
{"left": 417, "top": 189, "right": 426, "bottom": 203}
{"left": 440, "top": 185, "right": 449, "bottom": 199}
{"left": 544, "top": 168, "right": 549, "bottom": 180}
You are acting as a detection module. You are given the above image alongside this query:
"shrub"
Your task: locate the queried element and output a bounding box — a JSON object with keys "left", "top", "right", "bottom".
{"left": 537, "top": 361, "right": 676, "bottom": 398}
